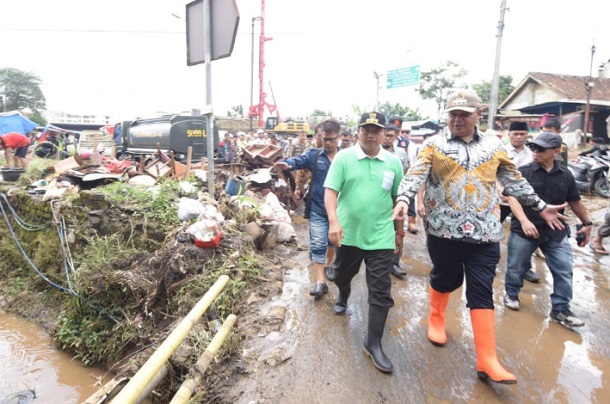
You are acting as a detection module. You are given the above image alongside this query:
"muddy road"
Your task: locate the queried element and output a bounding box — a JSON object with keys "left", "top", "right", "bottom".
{"left": 224, "top": 198, "right": 610, "bottom": 403}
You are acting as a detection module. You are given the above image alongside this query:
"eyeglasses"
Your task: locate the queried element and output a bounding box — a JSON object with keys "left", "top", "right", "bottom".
{"left": 322, "top": 137, "right": 337, "bottom": 143}
{"left": 527, "top": 144, "right": 550, "bottom": 153}
{"left": 401, "top": 130, "right": 410, "bottom": 134}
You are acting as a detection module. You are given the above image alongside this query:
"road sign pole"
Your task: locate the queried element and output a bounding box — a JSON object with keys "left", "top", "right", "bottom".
{"left": 204, "top": 0, "right": 214, "bottom": 191}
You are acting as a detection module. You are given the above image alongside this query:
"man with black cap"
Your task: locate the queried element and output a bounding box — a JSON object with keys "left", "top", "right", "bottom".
{"left": 497, "top": 121, "right": 541, "bottom": 283}
{"left": 325, "top": 111, "right": 404, "bottom": 373}
{"left": 393, "top": 90, "right": 567, "bottom": 385}
{"left": 503, "top": 132, "right": 592, "bottom": 329}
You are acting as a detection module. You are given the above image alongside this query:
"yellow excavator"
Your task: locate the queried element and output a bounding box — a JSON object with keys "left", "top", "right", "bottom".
{"left": 265, "top": 116, "right": 310, "bottom": 137}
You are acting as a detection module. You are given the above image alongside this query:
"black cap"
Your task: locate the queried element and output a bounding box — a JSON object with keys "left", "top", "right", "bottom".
{"left": 509, "top": 122, "right": 529, "bottom": 131}
{"left": 359, "top": 111, "right": 387, "bottom": 128}
{"left": 528, "top": 132, "right": 562, "bottom": 149}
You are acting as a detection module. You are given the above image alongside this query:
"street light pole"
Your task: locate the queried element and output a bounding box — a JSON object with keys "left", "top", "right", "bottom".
{"left": 373, "top": 71, "right": 383, "bottom": 111}
{"left": 582, "top": 44, "right": 596, "bottom": 144}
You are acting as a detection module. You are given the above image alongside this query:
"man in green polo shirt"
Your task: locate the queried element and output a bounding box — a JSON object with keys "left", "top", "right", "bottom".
{"left": 324, "top": 111, "right": 404, "bottom": 373}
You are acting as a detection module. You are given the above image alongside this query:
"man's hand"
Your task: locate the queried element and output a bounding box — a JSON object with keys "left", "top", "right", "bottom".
{"left": 539, "top": 203, "right": 569, "bottom": 230}
{"left": 273, "top": 161, "right": 292, "bottom": 171}
{"left": 576, "top": 225, "right": 592, "bottom": 247}
{"left": 328, "top": 221, "right": 344, "bottom": 247}
{"left": 417, "top": 203, "right": 425, "bottom": 219}
{"left": 294, "top": 189, "right": 301, "bottom": 199}
{"left": 393, "top": 201, "right": 409, "bottom": 221}
{"left": 499, "top": 194, "right": 508, "bottom": 203}
{"left": 521, "top": 219, "right": 539, "bottom": 239}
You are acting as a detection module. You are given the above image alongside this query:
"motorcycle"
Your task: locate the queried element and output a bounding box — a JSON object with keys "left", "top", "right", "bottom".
{"left": 568, "top": 154, "right": 610, "bottom": 198}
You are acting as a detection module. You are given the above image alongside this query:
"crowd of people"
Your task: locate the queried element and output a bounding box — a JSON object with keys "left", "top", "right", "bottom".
{"left": 271, "top": 89, "right": 609, "bottom": 385}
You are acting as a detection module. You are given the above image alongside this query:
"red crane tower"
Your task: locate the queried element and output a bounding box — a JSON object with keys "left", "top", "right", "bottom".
{"left": 248, "top": 0, "right": 279, "bottom": 128}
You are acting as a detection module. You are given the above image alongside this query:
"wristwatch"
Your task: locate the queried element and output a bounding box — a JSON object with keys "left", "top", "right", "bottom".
{"left": 582, "top": 220, "right": 593, "bottom": 226}
{"left": 396, "top": 230, "right": 405, "bottom": 237}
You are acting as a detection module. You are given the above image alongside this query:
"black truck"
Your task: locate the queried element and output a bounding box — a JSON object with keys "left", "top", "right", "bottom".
{"left": 114, "top": 115, "right": 219, "bottom": 161}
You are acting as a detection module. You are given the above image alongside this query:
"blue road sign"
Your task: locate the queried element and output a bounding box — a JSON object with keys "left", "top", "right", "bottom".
{"left": 387, "top": 65, "right": 420, "bottom": 89}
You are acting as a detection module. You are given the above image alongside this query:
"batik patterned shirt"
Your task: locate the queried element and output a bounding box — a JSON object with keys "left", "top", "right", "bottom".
{"left": 396, "top": 128, "right": 546, "bottom": 243}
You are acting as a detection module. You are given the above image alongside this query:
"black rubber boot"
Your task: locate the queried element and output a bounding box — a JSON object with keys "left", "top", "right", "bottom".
{"left": 334, "top": 285, "right": 351, "bottom": 315}
{"left": 363, "top": 305, "right": 393, "bottom": 373}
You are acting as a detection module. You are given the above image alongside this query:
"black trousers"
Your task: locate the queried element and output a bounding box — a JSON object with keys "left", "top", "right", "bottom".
{"left": 333, "top": 245, "right": 394, "bottom": 308}
{"left": 500, "top": 204, "right": 512, "bottom": 224}
{"left": 427, "top": 235, "right": 499, "bottom": 309}
{"left": 407, "top": 196, "right": 416, "bottom": 218}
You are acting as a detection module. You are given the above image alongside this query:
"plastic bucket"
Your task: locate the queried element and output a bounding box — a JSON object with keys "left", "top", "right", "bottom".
{"left": 1, "top": 168, "right": 25, "bottom": 182}
{"left": 225, "top": 175, "right": 246, "bottom": 196}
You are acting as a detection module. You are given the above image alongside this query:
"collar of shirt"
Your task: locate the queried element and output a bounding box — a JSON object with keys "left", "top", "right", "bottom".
{"left": 445, "top": 127, "right": 482, "bottom": 143}
{"left": 354, "top": 143, "right": 386, "bottom": 161}
{"left": 531, "top": 161, "right": 561, "bottom": 174}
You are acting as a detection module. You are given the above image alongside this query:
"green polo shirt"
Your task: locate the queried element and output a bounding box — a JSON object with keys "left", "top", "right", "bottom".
{"left": 324, "top": 144, "right": 404, "bottom": 250}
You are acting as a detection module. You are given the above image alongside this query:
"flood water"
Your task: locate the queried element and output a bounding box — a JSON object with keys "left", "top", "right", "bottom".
{"left": 0, "top": 311, "right": 108, "bottom": 403}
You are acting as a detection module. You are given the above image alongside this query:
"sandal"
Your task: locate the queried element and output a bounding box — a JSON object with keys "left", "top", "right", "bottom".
{"left": 589, "top": 243, "right": 609, "bottom": 255}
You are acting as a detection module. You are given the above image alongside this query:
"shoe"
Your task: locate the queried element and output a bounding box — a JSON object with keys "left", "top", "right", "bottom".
{"left": 550, "top": 309, "right": 585, "bottom": 328}
{"left": 428, "top": 287, "right": 450, "bottom": 346}
{"left": 533, "top": 248, "right": 545, "bottom": 259}
{"left": 309, "top": 283, "right": 329, "bottom": 298}
{"left": 589, "top": 243, "right": 609, "bottom": 255}
{"left": 325, "top": 266, "right": 336, "bottom": 282}
{"left": 471, "top": 309, "right": 517, "bottom": 384}
{"left": 524, "top": 269, "right": 540, "bottom": 283}
{"left": 334, "top": 285, "right": 351, "bottom": 315}
{"left": 407, "top": 216, "right": 419, "bottom": 234}
{"left": 390, "top": 264, "right": 406, "bottom": 277}
{"left": 363, "top": 305, "right": 393, "bottom": 373}
{"left": 503, "top": 295, "right": 520, "bottom": 311}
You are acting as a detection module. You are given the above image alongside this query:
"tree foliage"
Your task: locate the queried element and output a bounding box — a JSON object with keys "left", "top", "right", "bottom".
{"left": 472, "top": 75, "right": 515, "bottom": 105}
{"left": 0, "top": 67, "right": 46, "bottom": 113}
{"left": 378, "top": 102, "right": 428, "bottom": 122}
{"left": 310, "top": 109, "right": 331, "bottom": 117}
{"left": 227, "top": 104, "right": 243, "bottom": 117}
{"left": 419, "top": 61, "right": 467, "bottom": 120}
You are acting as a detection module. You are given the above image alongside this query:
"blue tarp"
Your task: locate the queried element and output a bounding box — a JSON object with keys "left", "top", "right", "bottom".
{"left": 0, "top": 111, "right": 38, "bottom": 135}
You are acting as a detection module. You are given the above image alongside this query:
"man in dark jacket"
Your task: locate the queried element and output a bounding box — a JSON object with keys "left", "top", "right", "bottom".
{"left": 274, "top": 119, "right": 340, "bottom": 298}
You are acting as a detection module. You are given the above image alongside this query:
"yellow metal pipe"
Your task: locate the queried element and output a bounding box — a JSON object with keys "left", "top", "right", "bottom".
{"left": 111, "top": 274, "right": 230, "bottom": 404}
{"left": 170, "top": 314, "right": 237, "bottom": 404}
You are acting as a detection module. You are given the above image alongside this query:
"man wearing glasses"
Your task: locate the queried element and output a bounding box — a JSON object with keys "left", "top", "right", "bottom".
{"left": 325, "top": 112, "right": 404, "bottom": 373}
{"left": 503, "top": 132, "right": 592, "bottom": 329}
{"left": 274, "top": 120, "right": 341, "bottom": 298}
{"left": 393, "top": 90, "right": 566, "bottom": 385}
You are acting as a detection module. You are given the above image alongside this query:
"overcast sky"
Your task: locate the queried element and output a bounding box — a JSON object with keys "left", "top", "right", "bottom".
{"left": 1, "top": 0, "right": 609, "bottom": 122}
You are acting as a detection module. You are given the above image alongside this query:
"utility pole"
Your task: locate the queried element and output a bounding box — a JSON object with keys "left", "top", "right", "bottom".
{"left": 487, "top": 0, "right": 508, "bottom": 131}
{"left": 582, "top": 43, "right": 596, "bottom": 144}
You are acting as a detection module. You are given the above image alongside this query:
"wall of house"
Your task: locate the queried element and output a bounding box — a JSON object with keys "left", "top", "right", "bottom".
{"left": 502, "top": 82, "right": 561, "bottom": 111}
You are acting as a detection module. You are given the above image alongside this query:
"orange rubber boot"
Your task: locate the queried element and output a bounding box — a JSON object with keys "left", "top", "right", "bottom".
{"left": 470, "top": 309, "right": 517, "bottom": 384}
{"left": 427, "top": 287, "right": 450, "bottom": 346}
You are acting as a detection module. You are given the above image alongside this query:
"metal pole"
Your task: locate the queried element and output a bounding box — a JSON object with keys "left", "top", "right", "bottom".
{"left": 204, "top": 0, "right": 214, "bottom": 192}
{"left": 249, "top": 18, "right": 256, "bottom": 131}
{"left": 374, "top": 71, "right": 380, "bottom": 110}
{"left": 487, "top": 0, "right": 508, "bottom": 131}
{"left": 582, "top": 44, "right": 596, "bottom": 144}
{"left": 111, "top": 275, "right": 230, "bottom": 403}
